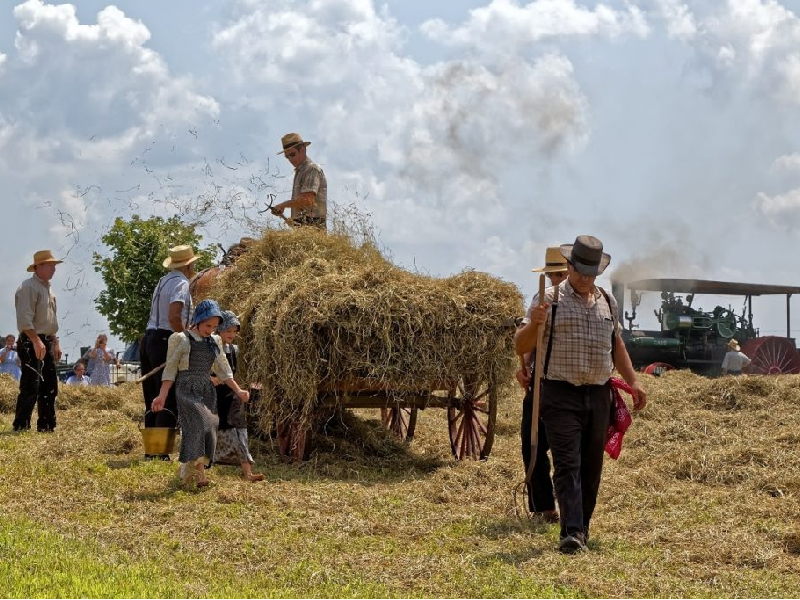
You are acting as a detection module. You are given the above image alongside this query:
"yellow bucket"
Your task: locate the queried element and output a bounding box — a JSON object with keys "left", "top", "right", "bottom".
{"left": 140, "top": 410, "right": 178, "bottom": 455}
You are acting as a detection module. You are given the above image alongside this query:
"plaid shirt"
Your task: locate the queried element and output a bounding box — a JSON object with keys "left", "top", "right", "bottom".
{"left": 530, "top": 279, "right": 618, "bottom": 386}
{"left": 291, "top": 158, "right": 327, "bottom": 221}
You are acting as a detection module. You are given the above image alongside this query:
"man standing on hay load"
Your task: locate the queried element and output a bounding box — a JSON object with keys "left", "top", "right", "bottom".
{"left": 515, "top": 235, "right": 647, "bottom": 554}
{"left": 13, "top": 250, "right": 63, "bottom": 432}
{"left": 270, "top": 132, "right": 327, "bottom": 229}
{"left": 139, "top": 244, "right": 197, "bottom": 460}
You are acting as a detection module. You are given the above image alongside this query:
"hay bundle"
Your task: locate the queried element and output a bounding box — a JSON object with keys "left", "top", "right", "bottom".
{"left": 207, "top": 227, "right": 523, "bottom": 429}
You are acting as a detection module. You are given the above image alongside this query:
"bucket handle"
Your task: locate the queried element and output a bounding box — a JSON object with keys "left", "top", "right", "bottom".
{"left": 140, "top": 408, "right": 176, "bottom": 428}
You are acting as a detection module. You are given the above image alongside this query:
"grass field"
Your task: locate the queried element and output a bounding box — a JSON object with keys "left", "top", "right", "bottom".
{"left": 1, "top": 371, "right": 799, "bottom": 598}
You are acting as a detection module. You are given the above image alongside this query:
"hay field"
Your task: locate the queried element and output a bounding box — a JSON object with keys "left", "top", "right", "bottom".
{"left": 1, "top": 370, "right": 799, "bottom": 598}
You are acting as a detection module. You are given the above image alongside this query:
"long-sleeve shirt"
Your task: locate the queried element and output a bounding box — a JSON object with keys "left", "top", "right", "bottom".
{"left": 161, "top": 330, "right": 233, "bottom": 382}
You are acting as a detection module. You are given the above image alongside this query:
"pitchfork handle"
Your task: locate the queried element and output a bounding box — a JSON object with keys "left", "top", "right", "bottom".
{"left": 524, "top": 274, "right": 547, "bottom": 484}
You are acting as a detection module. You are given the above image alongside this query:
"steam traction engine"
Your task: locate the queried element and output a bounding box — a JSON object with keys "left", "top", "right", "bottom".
{"left": 611, "top": 279, "right": 800, "bottom": 375}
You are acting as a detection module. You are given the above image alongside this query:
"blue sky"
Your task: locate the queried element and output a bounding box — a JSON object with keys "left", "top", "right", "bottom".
{"left": 2, "top": 0, "right": 800, "bottom": 360}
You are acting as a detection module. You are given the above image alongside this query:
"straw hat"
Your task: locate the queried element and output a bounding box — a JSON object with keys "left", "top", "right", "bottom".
{"left": 162, "top": 245, "right": 199, "bottom": 269}
{"left": 727, "top": 338, "right": 740, "bottom": 351}
{"left": 27, "top": 249, "right": 64, "bottom": 272}
{"left": 560, "top": 235, "right": 611, "bottom": 276}
{"left": 532, "top": 246, "right": 568, "bottom": 273}
{"left": 277, "top": 132, "right": 311, "bottom": 155}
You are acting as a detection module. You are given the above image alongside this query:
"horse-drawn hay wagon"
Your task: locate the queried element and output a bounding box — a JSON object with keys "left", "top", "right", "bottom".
{"left": 194, "top": 227, "right": 521, "bottom": 462}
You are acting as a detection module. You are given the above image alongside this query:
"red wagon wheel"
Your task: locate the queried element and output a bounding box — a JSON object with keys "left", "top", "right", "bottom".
{"left": 447, "top": 377, "right": 497, "bottom": 461}
{"left": 380, "top": 406, "right": 418, "bottom": 441}
{"left": 741, "top": 337, "right": 800, "bottom": 375}
{"left": 276, "top": 418, "right": 312, "bottom": 462}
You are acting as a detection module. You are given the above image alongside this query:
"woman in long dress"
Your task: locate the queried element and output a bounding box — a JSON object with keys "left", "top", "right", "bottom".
{"left": 151, "top": 300, "right": 249, "bottom": 488}
{"left": 212, "top": 311, "right": 264, "bottom": 482}
{"left": 86, "top": 333, "right": 119, "bottom": 387}
{"left": 0, "top": 334, "right": 22, "bottom": 380}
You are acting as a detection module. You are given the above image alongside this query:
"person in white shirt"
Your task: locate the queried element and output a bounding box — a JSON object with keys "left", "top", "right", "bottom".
{"left": 140, "top": 244, "right": 197, "bottom": 460}
{"left": 721, "top": 339, "right": 751, "bottom": 375}
{"left": 66, "top": 363, "right": 90, "bottom": 386}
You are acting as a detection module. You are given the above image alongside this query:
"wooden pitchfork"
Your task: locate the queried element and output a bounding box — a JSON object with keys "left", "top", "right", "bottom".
{"left": 513, "top": 274, "right": 557, "bottom": 519}
{"left": 135, "top": 362, "right": 165, "bottom": 384}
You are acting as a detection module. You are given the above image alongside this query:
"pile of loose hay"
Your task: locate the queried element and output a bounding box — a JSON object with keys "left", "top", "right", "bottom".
{"left": 206, "top": 226, "right": 523, "bottom": 430}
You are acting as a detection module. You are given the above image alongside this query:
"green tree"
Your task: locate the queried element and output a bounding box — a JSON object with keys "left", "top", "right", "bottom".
{"left": 92, "top": 215, "right": 217, "bottom": 343}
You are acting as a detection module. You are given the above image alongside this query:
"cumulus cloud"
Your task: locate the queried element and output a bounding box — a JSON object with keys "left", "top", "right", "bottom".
{"left": 653, "top": 0, "right": 697, "bottom": 42}
{"left": 771, "top": 152, "right": 800, "bottom": 172}
{"left": 675, "top": 0, "right": 800, "bottom": 103}
{"left": 1, "top": 0, "right": 219, "bottom": 174}
{"left": 753, "top": 188, "right": 800, "bottom": 229}
{"left": 213, "top": 0, "right": 409, "bottom": 91}
{"left": 420, "top": 0, "right": 649, "bottom": 52}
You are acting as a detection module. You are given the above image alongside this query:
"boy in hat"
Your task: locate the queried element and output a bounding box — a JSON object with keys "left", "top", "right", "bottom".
{"left": 721, "top": 339, "right": 751, "bottom": 375}
{"left": 270, "top": 132, "right": 327, "bottom": 229}
{"left": 515, "top": 235, "right": 647, "bottom": 554}
{"left": 13, "top": 250, "right": 63, "bottom": 432}
{"left": 516, "top": 246, "right": 570, "bottom": 522}
{"left": 139, "top": 244, "right": 197, "bottom": 459}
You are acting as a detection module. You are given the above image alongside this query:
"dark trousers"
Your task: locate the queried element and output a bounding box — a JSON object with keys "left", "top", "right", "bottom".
{"left": 140, "top": 329, "right": 177, "bottom": 428}
{"left": 521, "top": 386, "right": 555, "bottom": 512}
{"left": 540, "top": 379, "right": 611, "bottom": 540}
{"left": 13, "top": 334, "right": 58, "bottom": 431}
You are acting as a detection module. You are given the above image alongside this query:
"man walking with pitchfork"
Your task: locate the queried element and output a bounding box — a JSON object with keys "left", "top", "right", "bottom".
{"left": 515, "top": 235, "right": 646, "bottom": 554}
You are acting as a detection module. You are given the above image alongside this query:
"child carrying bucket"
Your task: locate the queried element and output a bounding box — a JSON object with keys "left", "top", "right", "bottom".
{"left": 151, "top": 299, "right": 249, "bottom": 488}
{"left": 211, "top": 310, "right": 264, "bottom": 482}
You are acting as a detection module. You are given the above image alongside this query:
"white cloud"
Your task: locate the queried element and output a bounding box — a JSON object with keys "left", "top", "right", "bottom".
{"left": 2, "top": 0, "right": 219, "bottom": 174}
{"left": 420, "top": 0, "right": 650, "bottom": 52}
{"left": 753, "top": 188, "right": 800, "bottom": 229}
{"left": 771, "top": 152, "right": 800, "bottom": 172}
{"left": 654, "top": 0, "right": 697, "bottom": 42}
{"left": 679, "top": 0, "right": 800, "bottom": 103}
{"left": 213, "top": 0, "right": 409, "bottom": 90}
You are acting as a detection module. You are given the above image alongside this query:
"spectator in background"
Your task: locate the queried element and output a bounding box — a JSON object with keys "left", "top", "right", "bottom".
{"left": 66, "top": 363, "right": 90, "bottom": 386}
{"left": 86, "top": 333, "right": 119, "bottom": 387}
{"left": 0, "top": 334, "right": 22, "bottom": 380}
{"left": 722, "top": 339, "right": 751, "bottom": 375}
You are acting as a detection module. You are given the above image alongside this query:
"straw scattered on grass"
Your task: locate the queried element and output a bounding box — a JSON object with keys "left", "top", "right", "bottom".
{"left": 1, "top": 369, "right": 800, "bottom": 596}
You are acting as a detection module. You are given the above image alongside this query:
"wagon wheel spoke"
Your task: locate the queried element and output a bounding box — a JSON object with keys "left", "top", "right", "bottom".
{"left": 447, "top": 378, "right": 497, "bottom": 461}
{"left": 380, "top": 406, "right": 418, "bottom": 441}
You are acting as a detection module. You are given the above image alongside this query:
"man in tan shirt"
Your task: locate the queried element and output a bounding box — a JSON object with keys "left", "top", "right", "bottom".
{"left": 13, "top": 250, "right": 63, "bottom": 432}
{"left": 271, "top": 132, "right": 327, "bottom": 229}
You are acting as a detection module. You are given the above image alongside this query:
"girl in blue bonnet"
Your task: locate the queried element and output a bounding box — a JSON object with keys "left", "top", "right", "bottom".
{"left": 212, "top": 310, "right": 264, "bottom": 482}
{"left": 152, "top": 299, "right": 249, "bottom": 488}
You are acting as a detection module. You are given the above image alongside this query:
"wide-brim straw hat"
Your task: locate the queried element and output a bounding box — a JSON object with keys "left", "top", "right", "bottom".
{"left": 27, "top": 249, "right": 64, "bottom": 272}
{"left": 727, "top": 338, "right": 741, "bottom": 351}
{"left": 560, "top": 235, "right": 611, "bottom": 276}
{"left": 277, "top": 132, "right": 311, "bottom": 155}
{"left": 532, "top": 246, "right": 568, "bottom": 273}
{"left": 162, "top": 245, "right": 199, "bottom": 269}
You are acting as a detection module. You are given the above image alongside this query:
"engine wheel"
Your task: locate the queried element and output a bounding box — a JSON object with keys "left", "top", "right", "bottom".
{"left": 741, "top": 337, "right": 800, "bottom": 375}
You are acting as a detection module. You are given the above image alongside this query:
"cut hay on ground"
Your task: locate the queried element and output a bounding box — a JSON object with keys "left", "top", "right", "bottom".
{"left": 205, "top": 227, "right": 523, "bottom": 429}
{"left": 1, "top": 369, "right": 800, "bottom": 596}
